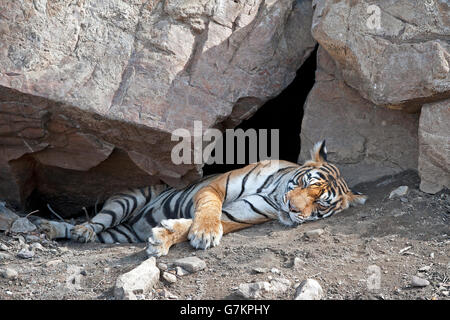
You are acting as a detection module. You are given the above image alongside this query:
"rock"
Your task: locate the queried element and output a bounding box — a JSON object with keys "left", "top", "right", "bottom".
{"left": 270, "top": 268, "right": 281, "bottom": 274}
{"left": 157, "top": 262, "right": 168, "bottom": 271}
{"left": 269, "top": 278, "right": 292, "bottom": 294}
{"left": 299, "top": 47, "right": 419, "bottom": 186}
{"left": 418, "top": 100, "right": 450, "bottom": 194}
{"left": 237, "top": 281, "right": 272, "bottom": 299}
{"left": 389, "top": 186, "right": 409, "bottom": 199}
{"left": 114, "top": 257, "right": 160, "bottom": 300}
{"left": 0, "top": 252, "right": 12, "bottom": 261}
{"left": 294, "top": 279, "right": 324, "bottom": 300}
{"left": 311, "top": 0, "right": 450, "bottom": 108}
{"left": 10, "top": 217, "right": 37, "bottom": 233}
{"left": 176, "top": 266, "right": 190, "bottom": 276}
{"left": 45, "top": 259, "right": 63, "bottom": 267}
{"left": 173, "top": 257, "right": 206, "bottom": 273}
{"left": 30, "top": 242, "right": 44, "bottom": 251}
{"left": 162, "top": 272, "right": 177, "bottom": 284}
{"left": 411, "top": 276, "right": 430, "bottom": 287}
{"left": 0, "top": 0, "right": 316, "bottom": 216}
{"left": 0, "top": 243, "right": 9, "bottom": 251}
{"left": 418, "top": 266, "right": 431, "bottom": 273}
{"left": 0, "top": 268, "right": 18, "bottom": 280}
{"left": 292, "top": 257, "right": 303, "bottom": 269}
{"left": 17, "top": 248, "right": 34, "bottom": 259}
{"left": 252, "top": 267, "right": 269, "bottom": 274}
{"left": 0, "top": 205, "right": 19, "bottom": 231}
{"left": 25, "top": 235, "right": 41, "bottom": 243}
{"left": 304, "top": 228, "right": 325, "bottom": 239}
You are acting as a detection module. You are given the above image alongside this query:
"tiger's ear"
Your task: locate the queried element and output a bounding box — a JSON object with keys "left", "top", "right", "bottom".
{"left": 347, "top": 190, "right": 367, "bottom": 206}
{"left": 310, "top": 140, "right": 327, "bottom": 162}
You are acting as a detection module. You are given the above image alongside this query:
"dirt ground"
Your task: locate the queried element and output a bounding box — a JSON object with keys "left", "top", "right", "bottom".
{"left": 0, "top": 170, "right": 448, "bottom": 300}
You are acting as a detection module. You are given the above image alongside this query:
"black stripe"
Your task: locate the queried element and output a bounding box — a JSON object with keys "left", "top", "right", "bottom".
{"left": 255, "top": 194, "right": 279, "bottom": 210}
{"left": 224, "top": 173, "right": 231, "bottom": 201}
{"left": 100, "top": 209, "right": 118, "bottom": 226}
{"left": 122, "top": 223, "right": 142, "bottom": 242}
{"left": 237, "top": 165, "right": 259, "bottom": 199}
{"left": 222, "top": 210, "right": 249, "bottom": 223}
{"left": 97, "top": 232, "right": 105, "bottom": 243}
{"left": 112, "top": 227, "right": 133, "bottom": 243}
{"left": 243, "top": 199, "right": 269, "bottom": 218}
{"left": 91, "top": 222, "right": 106, "bottom": 232}
{"left": 105, "top": 230, "right": 120, "bottom": 243}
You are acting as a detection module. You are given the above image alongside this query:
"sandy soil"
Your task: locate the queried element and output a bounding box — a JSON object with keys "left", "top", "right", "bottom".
{"left": 0, "top": 170, "right": 448, "bottom": 300}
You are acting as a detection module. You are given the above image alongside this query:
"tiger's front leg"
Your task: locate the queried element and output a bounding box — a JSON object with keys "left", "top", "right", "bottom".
{"left": 188, "top": 182, "right": 226, "bottom": 250}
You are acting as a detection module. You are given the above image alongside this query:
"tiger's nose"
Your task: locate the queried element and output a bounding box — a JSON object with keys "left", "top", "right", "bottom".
{"left": 289, "top": 203, "right": 300, "bottom": 213}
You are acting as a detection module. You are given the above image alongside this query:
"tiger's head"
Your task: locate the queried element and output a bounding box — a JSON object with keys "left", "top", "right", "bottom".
{"left": 283, "top": 140, "right": 367, "bottom": 224}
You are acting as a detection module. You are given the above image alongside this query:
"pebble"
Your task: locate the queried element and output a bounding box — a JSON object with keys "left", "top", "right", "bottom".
{"left": 157, "top": 262, "right": 168, "bottom": 271}
{"left": 270, "top": 268, "right": 281, "bottom": 274}
{"left": 17, "top": 248, "right": 35, "bottom": 259}
{"left": 26, "top": 235, "right": 41, "bottom": 243}
{"left": 1, "top": 268, "right": 18, "bottom": 280}
{"left": 304, "top": 228, "right": 324, "bottom": 239}
{"left": 294, "top": 279, "right": 324, "bottom": 300}
{"left": 173, "top": 256, "right": 206, "bottom": 273}
{"left": 389, "top": 186, "right": 409, "bottom": 199}
{"left": 162, "top": 272, "right": 177, "bottom": 284}
{"left": 0, "top": 243, "right": 9, "bottom": 251}
{"left": 269, "top": 278, "right": 291, "bottom": 293}
{"left": 0, "top": 206, "right": 19, "bottom": 231}
{"left": 45, "top": 259, "right": 63, "bottom": 267}
{"left": 10, "top": 217, "right": 37, "bottom": 233}
{"left": 114, "top": 257, "right": 160, "bottom": 300}
{"left": 0, "top": 252, "right": 12, "bottom": 261}
{"left": 411, "top": 275, "right": 430, "bottom": 287}
{"left": 30, "top": 243, "right": 44, "bottom": 251}
{"left": 292, "top": 257, "right": 303, "bottom": 268}
{"left": 252, "top": 267, "right": 269, "bottom": 274}
{"left": 237, "top": 281, "right": 271, "bottom": 299}
{"left": 176, "top": 266, "right": 190, "bottom": 276}
{"left": 418, "top": 266, "right": 431, "bottom": 272}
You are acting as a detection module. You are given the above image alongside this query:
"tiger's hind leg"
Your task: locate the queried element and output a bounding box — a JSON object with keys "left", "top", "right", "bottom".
{"left": 71, "top": 185, "right": 166, "bottom": 243}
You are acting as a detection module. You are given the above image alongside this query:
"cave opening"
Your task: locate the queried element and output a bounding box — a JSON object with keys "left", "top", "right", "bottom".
{"left": 202, "top": 46, "right": 318, "bottom": 176}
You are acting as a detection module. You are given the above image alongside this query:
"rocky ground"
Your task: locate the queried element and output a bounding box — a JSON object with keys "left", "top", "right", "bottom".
{"left": 0, "top": 170, "right": 449, "bottom": 300}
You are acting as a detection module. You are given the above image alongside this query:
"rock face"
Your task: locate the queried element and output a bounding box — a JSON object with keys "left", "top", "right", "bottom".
{"left": 0, "top": 0, "right": 316, "bottom": 215}
{"left": 311, "top": 0, "right": 450, "bottom": 109}
{"left": 300, "top": 47, "right": 419, "bottom": 186}
{"left": 418, "top": 100, "right": 450, "bottom": 194}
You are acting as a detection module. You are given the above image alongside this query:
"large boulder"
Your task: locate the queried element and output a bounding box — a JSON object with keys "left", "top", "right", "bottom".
{"left": 311, "top": 0, "right": 450, "bottom": 109}
{"left": 0, "top": 0, "right": 316, "bottom": 215}
{"left": 418, "top": 100, "right": 450, "bottom": 194}
{"left": 299, "top": 47, "right": 419, "bottom": 186}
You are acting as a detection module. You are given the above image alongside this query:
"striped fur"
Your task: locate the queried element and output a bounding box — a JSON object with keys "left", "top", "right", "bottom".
{"left": 38, "top": 140, "right": 367, "bottom": 256}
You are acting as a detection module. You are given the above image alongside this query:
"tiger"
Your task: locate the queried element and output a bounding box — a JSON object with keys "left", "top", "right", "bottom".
{"left": 38, "top": 140, "right": 367, "bottom": 257}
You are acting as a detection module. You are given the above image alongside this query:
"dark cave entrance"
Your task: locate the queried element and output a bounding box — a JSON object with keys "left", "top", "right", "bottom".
{"left": 202, "top": 47, "right": 317, "bottom": 176}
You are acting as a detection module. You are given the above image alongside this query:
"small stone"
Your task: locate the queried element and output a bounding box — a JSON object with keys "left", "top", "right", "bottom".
{"left": 292, "top": 257, "right": 303, "bottom": 268}
{"left": 294, "top": 279, "right": 324, "bottom": 300}
{"left": 26, "top": 235, "right": 41, "bottom": 243}
{"left": 173, "top": 256, "right": 206, "bottom": 273}
{"left": 237, "top": 281, "right": 271, "bottom": 299}
{"left": 270, "top": 268, "right": 281, "bottom": 274}
{"left": 176, "top": 266, "right": 190, "bottom": 276}
{"left": 162, "top": 272, "right": 177, "bottom": 284}
{"left": 1, "top": 268, "right": 18, "bottom": 280}
{"left": 269, "top": 278, "right": 291, "bottom": 293}
{"left": 442, "top": 291, "right": 449, "bottom": 297}
{"left": 30, "top": 242, "right": 44, "bottom": 251}
{"left": 45, "top": 259, "right": 63, "bottom": 267}
{"left": 252, "top": 267, "right": 269, "bottom": 274}
{"left": 389, "top": 186, "right": 409, "bottom": 199}
{"left": 0, "top": 206, "right": 19, "bottom": 231}
{"left": 0, "top": 243, "right": 9, "bottom": 251}
{"left": 418, "top": 266, "right": 431, "bottom": 272}
{"left": 17, "top": 248, "right": 34, "bottom": 259}
{"left": 157, "top": 262, "right": 168, "bottom": 271}
{"left": 411, "top": 275, "right": 430, "bottom": 287}
{"left": 114, "top": 257, "right": 160, "bottom": 300}
{"left": 430, "top": 252, "right": 435, "bottom": 259}
{"left": 0, "top": 252, "right": 12, "bottom": 261}
{"left": 304, "top": 229, "right": 325, "bottom": 239}
{"left": 10, "top": 217, "right": 37, "bottom": 233}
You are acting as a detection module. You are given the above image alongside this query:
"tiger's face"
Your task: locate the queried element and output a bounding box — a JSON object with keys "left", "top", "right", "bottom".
{"left": 283, "top": 140, "right": 367, "bottom": 224}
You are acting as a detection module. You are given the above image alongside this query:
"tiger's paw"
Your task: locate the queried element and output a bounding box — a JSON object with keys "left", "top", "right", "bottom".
{"left": 188, "top": 216, "right": 223, "bottom": 250}
{"left": 71, "top": 224, "right": 97, "bottom": 243}
{"left": 146, "top": 222, "right": 173, "bottom": 257}
{"left": 37, "top": 219, "right": 73, "bottom": 240}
